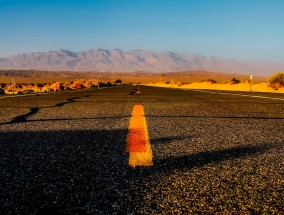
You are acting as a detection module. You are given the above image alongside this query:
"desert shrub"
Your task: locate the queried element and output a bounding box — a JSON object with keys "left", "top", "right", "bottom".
{"left": 98, "top": 82, "right": 112, "bottom": 87}
{"left": 231, "top": 77, "right": 241, "bottom": 84}
{"left": 204, "top": 79, "right": 217, "bottom": 84}
{"left": 98, "top": 82, "right": 104, "bottom": 88}
{"left": 24, "top": 89, "right": 34, "bottom": 94}
{"left": 0, "top": 88, "right": 4, "bottom": 94}
{"left": 36, "top": 83, "right": 45, "bottom": 87}
{"left": 165, "top": 81, "right": 170, "bottom": 84}
{"left": 268, "top": 72, "right": 284, "bottom": 90}
{"left": 114, "top": 79, "right": 122, "bottom": 84}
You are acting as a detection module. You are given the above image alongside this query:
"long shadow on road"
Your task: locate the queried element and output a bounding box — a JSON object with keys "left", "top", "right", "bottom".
{"left": 150, "top": 143, "right": 277, "bottom": 175}
{"left": 0, "top": 129, "right": 279, "bottom": 214}
{"left": 0, "top": 129, "right": 142, "bottom": 214}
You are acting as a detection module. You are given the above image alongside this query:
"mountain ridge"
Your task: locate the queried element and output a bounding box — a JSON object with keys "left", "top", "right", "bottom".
{"left": 0, "top": 49, "right": 283, "bottom": 76}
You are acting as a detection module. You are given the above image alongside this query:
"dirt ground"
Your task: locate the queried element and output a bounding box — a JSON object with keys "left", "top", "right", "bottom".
{"left": 146, "top": 82, "right": 284, "bottom": 93}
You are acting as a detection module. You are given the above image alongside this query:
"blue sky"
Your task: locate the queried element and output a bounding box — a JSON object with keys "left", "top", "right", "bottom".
{"left": 0, "top": 0, "right": 283, "bottom": 62}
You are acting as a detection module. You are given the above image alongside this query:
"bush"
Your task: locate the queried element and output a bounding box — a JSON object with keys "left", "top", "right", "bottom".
{"left": 231, "top": 78, "right": 241, "bottom": 84}
{"left": 0, "top": 88, "right": 4, "bottom": 94}
{"left": 114, "top": 79, "right": 122, "bottom": 84}
{"left": 36, "top": 83, "right": 45, "bottom": 87}
{"left": 24, "top": 89, "right": 34, "bottom": 94}
{"left": 98, "top": 82, "right": 104, "bottom": 88}
{"left": 203, "top": 79, "right": 217, "bottom": 84}
{"left": 268, "top": 72, "right": 284, "bottom": 90}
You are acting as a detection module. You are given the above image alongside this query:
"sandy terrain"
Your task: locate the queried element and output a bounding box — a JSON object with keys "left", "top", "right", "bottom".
{"left": 146, "top": 82, "right": 284, "bottom": 93}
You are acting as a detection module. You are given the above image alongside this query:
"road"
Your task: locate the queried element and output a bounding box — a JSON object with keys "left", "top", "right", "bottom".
{"left": 0, "top": 86, "right": 283, "bottom": 214}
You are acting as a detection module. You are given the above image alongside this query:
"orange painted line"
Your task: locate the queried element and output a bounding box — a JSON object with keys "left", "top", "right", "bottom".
{"left": 126, "top": 106, "right": 147, "bottom": 152}
{"left": 126, "top": 127, "right": 147, "bottom": 152}
{"left": 126, "top": 104, "right": 153, "bottom": 167}
{"left": 131, "top": 105, "right": 144, "bottom": 116}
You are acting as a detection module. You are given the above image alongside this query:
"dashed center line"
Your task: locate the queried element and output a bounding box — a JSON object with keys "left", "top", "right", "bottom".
{"left": 126, "top": 105, "right": 153, "bottom": 168}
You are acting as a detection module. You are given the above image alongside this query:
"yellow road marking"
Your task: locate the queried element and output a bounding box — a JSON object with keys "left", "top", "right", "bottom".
{"left": 126, "top": 105, "right": 153, "bottom": 168}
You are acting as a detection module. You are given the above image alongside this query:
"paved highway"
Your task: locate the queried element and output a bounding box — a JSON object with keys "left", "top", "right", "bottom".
{"left": 0, "top": 86, "right": 283, "bottom": 214}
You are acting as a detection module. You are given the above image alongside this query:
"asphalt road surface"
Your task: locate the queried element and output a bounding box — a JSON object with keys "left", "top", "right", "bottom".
{"left": 0, "top": 86, "right": 283, "bottom": 214}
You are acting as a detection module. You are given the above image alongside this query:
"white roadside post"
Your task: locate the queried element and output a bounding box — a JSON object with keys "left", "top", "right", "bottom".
{"left": 250, "top": 75, "right": 252, "bottom": 92}
{"left": 12, "top": 79, "right": 14, "bottom": 95}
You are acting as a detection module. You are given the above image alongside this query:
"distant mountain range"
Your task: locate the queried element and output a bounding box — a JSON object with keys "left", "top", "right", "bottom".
{"left": 0, "top": 49, "right": 283, "bottom": 76}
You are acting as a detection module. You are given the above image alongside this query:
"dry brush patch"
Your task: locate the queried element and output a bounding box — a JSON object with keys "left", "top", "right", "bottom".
{"left": 268, "top": 72, "right": 284, "bottom": 90}
{"left": 0, "top": 79, "right": 123, "bottom": 94}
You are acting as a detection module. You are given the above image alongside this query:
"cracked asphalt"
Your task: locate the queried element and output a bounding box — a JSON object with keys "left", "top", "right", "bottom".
{"left": 0, "top": 86, "right": 283, "bottom": 214}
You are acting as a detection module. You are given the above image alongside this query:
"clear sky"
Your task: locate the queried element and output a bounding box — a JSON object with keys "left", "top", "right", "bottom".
{"left": 0, "top": 0, "right": 283, "bottom": 62}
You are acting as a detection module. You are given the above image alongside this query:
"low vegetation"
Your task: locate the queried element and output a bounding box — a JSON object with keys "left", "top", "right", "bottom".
{"left": 231, "top": 77, "right": 241, "bottom": 84}
{"left": 201, "top": 79, "right": 217, "bottom": 84}
{"left": 268, "top": 72, "right": 284, "bottom": 90}
{"left": 0, "top": 79, "right": 124, "bottom": 95}
{"left": 114, "top": 79, "right": 122, "bottom": 84}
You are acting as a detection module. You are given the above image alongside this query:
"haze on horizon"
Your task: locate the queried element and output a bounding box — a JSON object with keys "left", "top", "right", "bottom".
{"left": 0, "top": 0, "right": 283, "bottom": 63}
